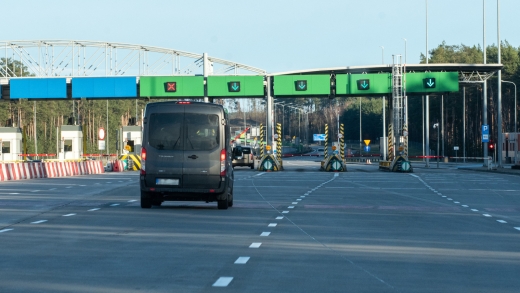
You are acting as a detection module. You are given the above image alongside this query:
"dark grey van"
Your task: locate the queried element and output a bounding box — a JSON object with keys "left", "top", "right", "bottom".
{"left": 139, "top": 101, "right": 234, "bottom": 209}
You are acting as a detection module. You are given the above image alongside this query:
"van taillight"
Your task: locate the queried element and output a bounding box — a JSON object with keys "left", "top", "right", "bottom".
{"left": 220, "top": 149, "right": 226, "bottom": 176}
{"left": 140, "top": 147, "right": 146, "bottom": 175}
{"left": 177, "top": 101, "right": 191, "bottom": 104}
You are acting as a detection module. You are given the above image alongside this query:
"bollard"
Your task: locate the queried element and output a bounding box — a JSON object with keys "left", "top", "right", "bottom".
{"left": 340, "top": 123, "right": 345, "bottom": 161}
{"left": 324, "top": 124, "right": 329, "bottom": 158}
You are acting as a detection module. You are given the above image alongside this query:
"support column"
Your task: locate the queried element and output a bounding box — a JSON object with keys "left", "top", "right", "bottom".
{"left": 266, "top": 76, "right": 274, "bottom": 150}
{"left": 426, "top": 95, "right": 430, "bottom": 167}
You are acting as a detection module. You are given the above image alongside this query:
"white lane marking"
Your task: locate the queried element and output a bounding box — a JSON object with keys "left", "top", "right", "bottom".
{"left": 0, "top": 229, "right": 13, "bottom": 233}
{"left": 462, "top": 205, "right": 469, "bottom": 207}
{"left": 106, "top": 182, "right": 112, "bottom": 184}
{"left": 304, "top": 193, "right": 309, "bottom": 195}
{"left": 447, "top": 198, "right": 453, "bottom": 200}
{"left": 80, "top": 185, "right": 86, "bottom": 187}
{"left": 234, "top": 257, "right": 250, "bottom": 264}
{"left": 31, "top": 190, "right": 40, "bottom": 193}
{"left": 254, "top": 173, "right": 265, "bottom": 177}
{"left": 442, "top": 196, "right": 447, "bottom": 198}
{"left": 49, "top": 188, "right": 57, "bottom": 190}
{"left": 276, "top": 216, "right": 284, "bottom": 220}
{"left": 454, "top": 202, "right": 460, "bottom": 204}
{"left": 260, "top": 232, "right": 271, "bottom": 236}
{"left": 410, "top": 174, "right": 419, "bottom": 178}
{"left": 471, "top": 209, "right": 479, "bottom": 212}
{"left": 128, "top": 200, "right": 137, "bottom": 202}
{"left": 282, "top": 211, "right": 289, "bottom": 214}
{"left": 62, "top": 214, "right": 76, "bottom": 217}
{"left": 300, "top": 196, "right": 306, "bottom": 198}
{"left": 334, "top": 173, "right": 339, "bottom": 177}
{"left": 483, "top": 214, "right": 492, "bottom": 217}
{"left": 31, "top": 220, "right": 47, "bottom": 224}
{"left": 9, "top": 193, "right": 19, "bottom": 195}
{"left": 66, "top": 186, "right": 73, "bottom": 189}
{"left": 118, "top": 181, "right": 123, "bottom": 183}
{"left": 497, "top": 220, "right": 507, "bottom": 223}
{"left": 268, "top": 223, "right": 277, "bottom": 227}
{"left": 88, "top": 208, "right": 100, "bottom": 212}
{"left": 514, "top": 227, "right": 520, "bottom": 231}
{"left": 297, "top": 199, "right": 302, "bottom": 201}
{"left": 249, "top": 243, "right": 262, "bottom": 248}
{"left": 292, "top": 202, "right": 298, "bottom": 204}
{"left": 110, "top": 204, "right": 120, "bottom": 207}
{"left": 212, "top": 277, "right": 233, "bottom": 287}
{"left": 288, "top": 206, "right": 295, "bottom": 209}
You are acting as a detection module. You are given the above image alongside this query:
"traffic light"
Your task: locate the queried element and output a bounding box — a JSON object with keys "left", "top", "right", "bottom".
{"left": 488, "top": 141, "right": 495, "bottom": 151}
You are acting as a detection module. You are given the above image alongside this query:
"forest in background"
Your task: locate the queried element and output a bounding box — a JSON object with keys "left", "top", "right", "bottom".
{"left": 1, "top": 41, "right": 519, "bottom": 157}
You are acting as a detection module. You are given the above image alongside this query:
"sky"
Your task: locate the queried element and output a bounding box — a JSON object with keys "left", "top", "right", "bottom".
{"left": 3, "top": 0, "right": 520, "bottom": 73}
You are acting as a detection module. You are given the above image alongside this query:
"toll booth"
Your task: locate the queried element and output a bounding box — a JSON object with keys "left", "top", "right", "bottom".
{"left": 0, "top": 127, "right": 23, "bottom": 162}
{"left": 59, "top": 125, "right": 83, "bottom": 160}
{"left": 119, "top": 126, "right": 142, "bottom": 156}
{"left": 502, "top": 132, "right": 519, "bottom": 164}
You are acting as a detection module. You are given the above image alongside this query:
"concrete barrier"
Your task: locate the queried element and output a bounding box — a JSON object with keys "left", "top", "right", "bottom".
{"left": 0, "top": 161, "right": 105, "bottom": 182}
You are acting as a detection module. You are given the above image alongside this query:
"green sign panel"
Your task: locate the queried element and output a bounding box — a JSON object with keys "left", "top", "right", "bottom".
{"left": 140, "top": 76, "right": 204, "bottom": 97}
{"left": 274, "top": 75, "right": 330, "bottom": 96}
{"left": 336, "top": 73, "right": 391, "bottom": 95}
{"left": 207, "top": 76, "right": 264, "bottom": 97}
{"left": 405, "top": 72, "right": 458, "bottom": 93}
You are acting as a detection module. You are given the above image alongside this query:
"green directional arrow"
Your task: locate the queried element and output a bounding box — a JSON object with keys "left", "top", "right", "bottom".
{"left": 357, "top": 79, "right": 370, "bottom": 90}
{"left": 423, "top": 78, "right": 436, "bottom": 89}
{"left": 228, "top": 81, "right": 241, "bottom": 92}
{"left": 295, "top": 80, "right": 308, "bottom": 91}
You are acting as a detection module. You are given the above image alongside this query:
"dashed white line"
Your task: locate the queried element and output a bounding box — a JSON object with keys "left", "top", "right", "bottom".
{"left": 454, "top": 201, "right": 460, "bottom": 204}
{"left": 514, "top": 227, "right": 520, "bottom": 231}
{"left": 9, "top": 193, "right": 19, "bottom": 195}
{"left": 80, "top": 185, "right": 86, "bottom": 187}
{"left": 212, "top": 277, "right": 233, "bottom": 287}
{"left": 276, "top": 216, "right": 284, "bottom": 220}
{"left": 31, "top": 220, "right": 47, "bottom": 224}
{"left": 234, "top": 257, "right": 250, "bottom": 264}
{"left": 471, "top": 209, "right": 479, "bottom": 212}
{"left": 268, "top": 223, "right": 277, "bottom": 227}
{"left": 300, "top": 196, "right": 306, "bottom": 198}
{"left": 0, "top": 229, "right": 14, "bottom": 233}
{"left": 288, "top": 206, "right": 295, "bottom": 209}
{"left": 128, "top": 200, "right": 137, "bottom": 202}
{"left": 296, "top": 199, "right": 302, "bottom": 201}
{"left": 66, "top": 186, "right": 73, "bottom": 189}
{"left": 483, "top": 214, "right": 492, "bottom": 217}
{"left": 447, "top": 198, "right": 453, "bottom": 200}
{"left": 260, "top": 232, "right": 271, "bottom": 236}
{"left": 62, "top": 214, "right": 76, "bottom": 217}
{"left": 497, "top": 220, "right": 507, "bottom": 223}
{"left": 49, "top": 188, "right": 57, "bottom": 190}
{"left": 462, "top": 205, "right": 469, "bottom": 207}
{"left": 249, "top": 242, "right": 262, "bottom": 248}
{"left": 88, "top": 208, "right": 100, "bottom": 212}
{"left": 31, "top": 190, "right": 40, "bottom": 193}
{"left": 442, "top": 196, "right": 447, "bottom": 198}
{"left": 292, "top": 202, "right": 298, "bottom": 204}
{"left": 282, "top": 211, "right": 289, "bottom": 214}
{"left": 110, "top": 204, "right": 120, "bottom": 207}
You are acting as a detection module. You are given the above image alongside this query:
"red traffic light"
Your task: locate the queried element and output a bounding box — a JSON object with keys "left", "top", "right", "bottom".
{"left": 488, "top": 141, "right": 495, "bottom": 150}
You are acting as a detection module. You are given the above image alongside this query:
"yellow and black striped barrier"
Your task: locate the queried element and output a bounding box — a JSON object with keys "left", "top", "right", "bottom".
{"left": 119, "top": 154, "right": 141, "bottom": 171}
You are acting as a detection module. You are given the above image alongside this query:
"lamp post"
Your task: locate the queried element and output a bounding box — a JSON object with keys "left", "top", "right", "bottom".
{"left": 433, "top": 123, "right": 439, "bottom": 168}
{"left": 403, "top": 38, "right": 407, "bottom": 64}
{"left": 502, "top": 80, "right": 517, "bottom": 164}
{"left": 380, "top": 46, "right": 384, "bottom": 64}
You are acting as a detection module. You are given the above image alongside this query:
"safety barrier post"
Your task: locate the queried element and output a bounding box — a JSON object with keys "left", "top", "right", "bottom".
{"left": 276, "top": 123, "right": 282, "bottom": 168}
{"left": 324, "top": 124, "right": 329, "bottom": 158}
{"left": 259, "top": 123, "right": 264, "bottom": 158}
{"left": 340, "top": 123, "right": 345, "bottom": 161}
{"left": 403, "top": 124, "right": 409, "bottom": 158}
{"left": 387, "top": 124, "right": 394, "bottom": 161}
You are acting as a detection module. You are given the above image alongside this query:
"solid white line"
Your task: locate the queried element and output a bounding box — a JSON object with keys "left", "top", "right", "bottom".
{"left": 110, "top": 204, "right": 120, "bottom": 207}
{"left": 497, "top": 220, "right": 507, "bottom": 223}
{"left": 514, "top": 227, "right": 520, "bottom": 231}
{"left": 212, "top": 277, "right": 233, "bottom": 287}
{"left": 49, "top": 188, "right": 57, "bottom": 190}
{"left": 260, "top": 232, "right": 271, "bottom": 236}
{"left": 471, "top": 209, "right": 479, "bottom": 212}
{"left": 462, "top": 205, "right": 469, "bottom": 207}
{"left": 31, "top": 190, "right": 40, "bottom": 193}
{"left": 31, "top": 220, "right": 47, "bottom": 224}
{"left": 254, "top": 173, "right": 265, "bottom": 177}
{"left": 234, "top": 257, "right": 250, "bottom": 264}
{"left": 0, "top": 229, "right": 14, "bottom": 233}
{"left": 63, "top": 214, "right": 76, "bottom": 217}
{"left": 268, "top": 223, "right": 277, "bottom": 227}
{"left": 282, "top": 211, "right": 289, "bottom": 214}
{"left": 288, "top": 206, "right": 294, "bottom": 209}
{"left": 276, "top": 216, "right": 284, "bottom": 220}
{"left": 483, "top": 214, "right": 492, "bottom": 217}
{"left": 249, "top": 242, "right": 262, "bottom": 248}
{"left": 128, "top": 200, "right": 137, "bottom": 202}
{"left": 88, "top": 208, "right": 100, "bottom": 211}
{"left": 9, "top": 193, "right": 19, "bottom": 195}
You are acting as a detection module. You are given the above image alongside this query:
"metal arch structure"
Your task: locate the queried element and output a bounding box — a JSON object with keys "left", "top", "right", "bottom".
{"left": 0, "top": 40, "right": 265, "bottom": 78}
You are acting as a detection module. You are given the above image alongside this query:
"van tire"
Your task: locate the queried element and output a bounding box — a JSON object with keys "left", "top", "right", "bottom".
{"left": 250, "top": 164, "right": 254, "bottom": 169}
{"left": 141, "top": 191, "right": 152, "bottom": 209}
{"left": 217, "top": 196, "right": 229, "bottom": 210}
{"left": 228, "top": 188, "right": 234, "bottom": 207}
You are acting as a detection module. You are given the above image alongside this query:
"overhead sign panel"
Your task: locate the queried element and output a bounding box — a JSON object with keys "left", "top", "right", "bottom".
{"left": 140, "top": 76, "right": 204, "bottom": 98}
{"left": 405, "top": 72, "right": 458, "bottom": 93}
{"left": 72, "top": 77, "right": 137, "bottom": 98}
{"left": 274, "top": 75, "right": 329, "bottom": 96}
{"left": 336, "top": 74, "right": 391, "bottom": 95}
{"left": 10, "top": 78, "right": 67, "bottom": 99}
{"left": 207, "top": 76, "right": 263, "bottom": 97}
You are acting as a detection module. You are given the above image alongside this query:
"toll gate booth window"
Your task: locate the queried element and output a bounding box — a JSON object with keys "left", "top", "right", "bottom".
{"left": 2, "top": 141, "right": 10, "bottom": 153}
{"left": 64, "top": 140, "right": 73, "bottom": 152}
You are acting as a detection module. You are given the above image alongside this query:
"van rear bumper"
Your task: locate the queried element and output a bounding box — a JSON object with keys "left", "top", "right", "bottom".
{"left": 140, "top": 178, "right": 228, "bottom": 201}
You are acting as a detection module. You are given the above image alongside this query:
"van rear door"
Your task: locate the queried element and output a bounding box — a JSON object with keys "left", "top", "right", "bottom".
{"left": 182, "top": 106, "right": 222, "bottom": 189}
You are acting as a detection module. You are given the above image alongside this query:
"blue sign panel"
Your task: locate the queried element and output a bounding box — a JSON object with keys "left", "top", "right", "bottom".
{"left": 72, "top": 77, "right": 137, "bottom": 98}
{"left": 10, "top": 78, "right": 67, "bottom": 99}
{"left": 364, "top": 146, "right": 371, "bottom": 152}
{"left": 313, "top": 134, "right": 325, "bottom": 141}
{"left": 482, "top": 124, "right": 489, "bottom": 143}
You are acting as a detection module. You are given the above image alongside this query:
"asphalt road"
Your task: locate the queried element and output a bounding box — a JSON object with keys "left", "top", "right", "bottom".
{"left": 1, "top": 158, "right": 520, "bottom": 292}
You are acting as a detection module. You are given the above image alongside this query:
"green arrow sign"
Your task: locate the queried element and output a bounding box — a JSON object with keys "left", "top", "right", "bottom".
{"left": 295, "top": 80, "right": 307, "bottom": 91}
{"left": 357, "top": 79, "right": 370, "bottom": 90}
{"left": 228, "top": 81, "right": 241, "bottom": 92}
{"left": 423, "top": 78, "right": 436, "bottom": 89}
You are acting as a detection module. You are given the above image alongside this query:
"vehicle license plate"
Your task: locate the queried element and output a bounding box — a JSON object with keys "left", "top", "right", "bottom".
{"left": 156, "top": 179, "right": 179, "bottom": 185}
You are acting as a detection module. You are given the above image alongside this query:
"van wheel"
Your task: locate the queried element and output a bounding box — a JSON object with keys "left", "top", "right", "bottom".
{"left": 152, "top": 200, "right": 163, "bottom": 207}
{"left": 141, "top": 191, "right": 152, "bottom": 209}
{"left": 250, "top": 164, "right": 254, "bottom": 169}
{"left": 217, "top": 197, "right": 229, "bottom": 210}
{"left": 228, "top": 190, "right": 233, "bottom": 207}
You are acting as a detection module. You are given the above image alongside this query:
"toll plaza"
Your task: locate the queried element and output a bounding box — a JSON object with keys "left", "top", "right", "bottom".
{"left": 0, "top": 127, "right": 22, "bottom": 162}
{"left": 59, "top": 125, "right": 83, "bottom": 160}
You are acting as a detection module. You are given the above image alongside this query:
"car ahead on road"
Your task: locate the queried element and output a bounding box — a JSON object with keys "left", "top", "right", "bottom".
{"left": 316, "top": 148, "right": 325, "bottom": 157}
{"left": 139, "top": 101, "right": 234, "bottom": 210}
{"left": 232, "top": 146, "right": 254, "bottom": 169}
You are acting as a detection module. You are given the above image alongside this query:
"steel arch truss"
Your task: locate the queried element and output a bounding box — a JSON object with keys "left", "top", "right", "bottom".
{"left": 0, "top": 40, "right": 265, "bottom": 78}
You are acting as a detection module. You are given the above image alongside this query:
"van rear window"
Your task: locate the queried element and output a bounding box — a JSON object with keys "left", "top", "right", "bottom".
{"left": 148, "top": 113, "right": 219, "bottom": 151}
